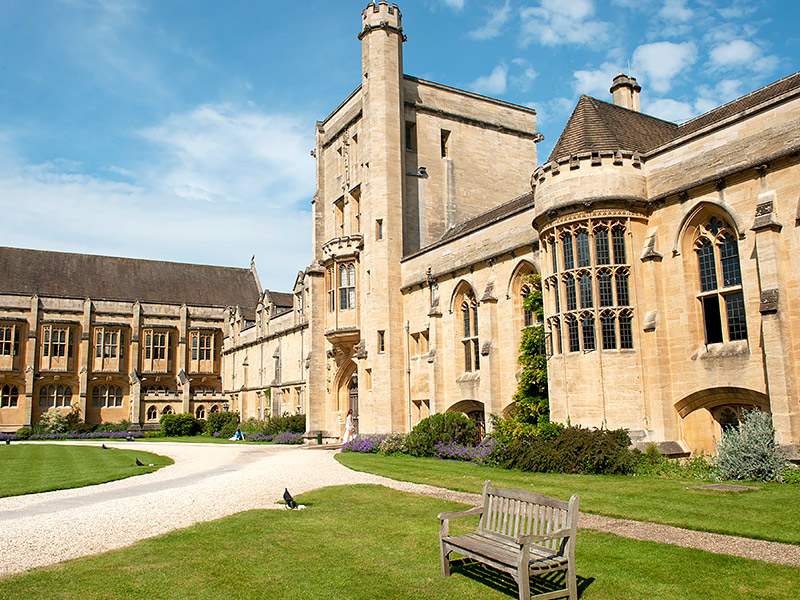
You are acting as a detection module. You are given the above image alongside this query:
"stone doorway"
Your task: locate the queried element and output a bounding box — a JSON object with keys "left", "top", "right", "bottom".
{"left": 348, "top": 374, "right": 359, "bottom": 435}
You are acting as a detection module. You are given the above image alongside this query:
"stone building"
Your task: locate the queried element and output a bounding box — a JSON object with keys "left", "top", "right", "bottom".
{"left": 534, "top": 72, "right": 800, "bottom": 455}
{"left": 0, "top": 247, "right": 260, "bottom": 430}
{"left": 3, "top": 1, "right": 799, "bottom": 456}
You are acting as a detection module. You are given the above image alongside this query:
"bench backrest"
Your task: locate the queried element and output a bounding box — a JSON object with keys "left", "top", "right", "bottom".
{"left": 478, "top": 480, "right": 578, "bottom": 554}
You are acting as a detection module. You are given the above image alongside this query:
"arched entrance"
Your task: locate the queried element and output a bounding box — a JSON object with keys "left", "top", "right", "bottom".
{"left": 333, "top": 360, "right": 359, "bottom": 438}
{"left": 447, "top": 399, "right": 485, "bottom": 439}
{"left": 674, "top": 387, "right": 769, "bottom": 454}
{"left": 348, "top": 375, "right": 359, "bottom": 436}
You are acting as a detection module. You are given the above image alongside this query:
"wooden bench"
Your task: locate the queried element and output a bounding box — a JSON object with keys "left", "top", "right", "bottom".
{"left": 437, "top": 480, "right": 579, "bottom": 600}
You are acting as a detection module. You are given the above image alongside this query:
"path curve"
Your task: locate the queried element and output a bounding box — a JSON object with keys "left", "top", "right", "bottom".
{"left": 1, "top": 442, "right": 798, "bottom": 578}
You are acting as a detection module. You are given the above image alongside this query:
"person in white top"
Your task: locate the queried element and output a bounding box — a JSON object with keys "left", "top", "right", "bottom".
{"left": 343, "top": 408, "right": 356, "bottom": 443}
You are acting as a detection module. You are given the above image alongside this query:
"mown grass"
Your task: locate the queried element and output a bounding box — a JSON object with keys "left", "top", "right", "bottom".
{"left": 1, "top": 485, "right": 797, "bottom": 599}
{"left": 336, "top": 452, "right": 800, "bottom": 545}
{"left": 0, "top": 444, "right": 173, "bottom": 497}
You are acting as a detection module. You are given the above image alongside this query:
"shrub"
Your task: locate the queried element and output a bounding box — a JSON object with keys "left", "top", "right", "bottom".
{"left": 782, "top": 465, "right": 800, "bottom": 485}
{"left": 262, "top": 413, "right": 306, "bottom": 435}
{"left": 16, "top": 427, "right": 31, "bottom": 440}
{"left": 403, "top": 413, "right": 477, "bottom": 457}
{"left": 715, "top": 409, "right": 786, "bottom": 482}
{"left": 160, "top": 413, "right": 202, "bottom": 437}
{"left": 38, "top": 407, "right": 68, "bottom": 433}
{"left": 95, "top": 420, "right": 130, "bottom": 433}
{"left": 219, "top": 419, "right": 240, "bottom": 440}
{"left": 378, "top": 433, "right": 407, "bottom": 455}
{"left": 497, "top": 426, "right": 635, "bottom": 475}
{"left": 206, "top": 411, "right": 240, "bottom": 434}
{"left": 342, "top": 434, "right": 387, "bottom": 454}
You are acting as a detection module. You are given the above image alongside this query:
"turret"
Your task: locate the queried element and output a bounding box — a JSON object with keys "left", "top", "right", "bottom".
{"left": 359, "top": 1, "right": 403, "bottom": 39}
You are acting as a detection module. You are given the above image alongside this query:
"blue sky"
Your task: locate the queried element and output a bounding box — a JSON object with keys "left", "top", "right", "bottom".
{"left": 1, "top": 0, "right": 797, "bottom": 291}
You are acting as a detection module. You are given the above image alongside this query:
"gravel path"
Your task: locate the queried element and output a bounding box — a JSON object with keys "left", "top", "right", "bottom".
{"left": 1, "top": 442, "right": 798, "bottom": 579}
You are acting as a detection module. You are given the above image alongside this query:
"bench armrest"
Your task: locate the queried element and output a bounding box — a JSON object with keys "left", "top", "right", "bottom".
{"left": 437, "top": 506, "right": 483, "bottom": 521}
{"left": 516, "top": 527, "right": 572, "bottom": 545}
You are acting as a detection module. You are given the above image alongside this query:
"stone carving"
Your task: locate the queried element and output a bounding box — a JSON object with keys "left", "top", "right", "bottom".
{"left": 751, "top": 194, "right": 782, "bottom": 232}
{"left": 355, "top": 340, "right": 368, "bottom": 359}
{"left": 643, "top": 310, "right": 658, "bottom": 331}
{"left": 760, "top": 288, "right": 779, "bottom": 314}
{"left": 481, "top": 341, "right": 492, "bottom": 356}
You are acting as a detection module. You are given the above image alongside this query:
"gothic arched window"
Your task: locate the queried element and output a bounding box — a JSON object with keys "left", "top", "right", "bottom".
{"left": 694, "top": 217, "right": 747, "bottom": 344}
{"left": 461, "top": 291, "right": 480, "bottom": 372}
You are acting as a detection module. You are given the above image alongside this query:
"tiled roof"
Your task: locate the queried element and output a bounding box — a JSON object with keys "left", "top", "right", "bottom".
{"left": 0, "top": 247, "right": 261, "bottom": 311}
{"left": 438, "top": 192, "right": 535, "bottom": 243}
{"left": 675, "top": 70, "right": 800, "bottom": 138}
{"left": 548, "top": 96, "right": 678, "bottom": 162}
{"left": 266, "top": 291, "right": 294, "bottom": 308}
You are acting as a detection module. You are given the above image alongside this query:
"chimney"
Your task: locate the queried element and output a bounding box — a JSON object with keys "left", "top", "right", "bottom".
{"left": 610, "top": 73, "right": 641, "bottom": 112}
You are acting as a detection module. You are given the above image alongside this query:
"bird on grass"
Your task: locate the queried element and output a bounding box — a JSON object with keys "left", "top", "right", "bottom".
{"left": 101, "top": 443, "right": 108, "bottom": 449}
{"left": 135, "top": 458, "right": 144, "bottom": 466}
{"left": 283, "top": 488, "right": 298, "bottom": 509}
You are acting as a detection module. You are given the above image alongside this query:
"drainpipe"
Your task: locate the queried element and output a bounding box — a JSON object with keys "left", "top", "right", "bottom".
{"left": 405, "top": 320, "right": 412, "bottom": 432}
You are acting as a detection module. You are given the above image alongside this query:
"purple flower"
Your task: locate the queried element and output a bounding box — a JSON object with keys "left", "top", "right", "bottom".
{"left": 341, "top": 434, "right": 387, "bottom": 453}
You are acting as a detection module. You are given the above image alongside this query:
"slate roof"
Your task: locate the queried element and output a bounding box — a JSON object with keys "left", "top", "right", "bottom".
{"left": 438, "top": 192, "right": 535, "bottom": 243}
{"left": 266, "top": 291, "right": 294, "bottom": 309}
{"left": 548, "top": 71, "right": 800, "bottom": 162}
{"left": 0, "top": 247, "right": 261, "bottom": 311}
{"left": 675, "top": 70, "right": 800, "bottom": 138}
{"left": 548, "top": 95, "right": 678, "bottom": 162}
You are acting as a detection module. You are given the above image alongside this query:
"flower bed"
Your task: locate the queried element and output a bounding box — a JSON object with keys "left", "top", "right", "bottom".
{"left": 341, "top": 434, "right": 388, "bottom": 454}
{"left": 434, "top": 438, "right": 497, "bottom": 465}
{"left": 0, "top": 431, "right": 143, "bottom": 442}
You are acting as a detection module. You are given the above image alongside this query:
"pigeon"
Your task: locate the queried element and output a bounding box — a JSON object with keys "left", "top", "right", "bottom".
{"left": 102, "top": 444, "right": 108, "bottom": 449}
{"left": 135, "top": 458, "right": 144, "bottom": 466}
{"left": 283, "top": 488, "right": 298, "bottom": 509}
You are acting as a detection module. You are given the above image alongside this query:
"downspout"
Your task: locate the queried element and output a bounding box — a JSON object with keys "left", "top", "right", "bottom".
{"left": 405, "top": 320, "right": 412, "bottom": 432}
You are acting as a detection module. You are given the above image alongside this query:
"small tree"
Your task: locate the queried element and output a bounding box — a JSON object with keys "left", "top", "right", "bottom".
{"left": 715, "top": 409, "right": 786, "bottom": 482}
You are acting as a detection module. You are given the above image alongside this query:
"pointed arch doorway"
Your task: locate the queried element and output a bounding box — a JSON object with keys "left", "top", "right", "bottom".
{"left": 335, "top": 360, "right": 359, "bottom": 438}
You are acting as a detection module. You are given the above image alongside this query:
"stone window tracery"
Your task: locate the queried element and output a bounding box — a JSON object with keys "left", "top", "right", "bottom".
{"left": 461, "top": 291, "right": 480, "bottom": 372}
{"left": 92, "top": 385, "right": 123, "bottom": 408}
{"left": 1, "top": 384, "right": 18, "bottom": 408}
{"left": 0, "top": 325, "right": 20, "bottom": 357}
{"left": 339, "top": 263, "right": 356, "bottom": 310}
{"left": 38, "top": 384, "right": 73, "bottom": 408}
{"left": 544, "top": 218, "right": 633, "bottom": 354}
{"left": 692, "top": 216, "right": 747, "bottom": 344}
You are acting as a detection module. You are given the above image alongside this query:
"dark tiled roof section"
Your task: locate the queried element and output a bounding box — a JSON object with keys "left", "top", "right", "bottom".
{"left": 267, "top": 291, "right": 294, "bottom": 308}
{"left": 0, "top": 247, "right": 261, "bottom": 311}
{"left": 439, "top": 192, "right": 535, "bottom": 243}
{"left": 548, "top": 96, "right": 678, "bottom": 162}
{"left": 676, "top": 71, "right": 800, "bottom": 139}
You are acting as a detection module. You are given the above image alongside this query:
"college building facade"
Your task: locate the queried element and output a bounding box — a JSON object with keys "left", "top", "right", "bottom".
{"left": 2, "top": 2, "right": 799, "bottom": 456}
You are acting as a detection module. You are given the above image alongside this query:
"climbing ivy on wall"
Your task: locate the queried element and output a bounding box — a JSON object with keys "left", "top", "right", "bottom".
{"left": 493, "top": 274, "right": 549, "bottom": 440}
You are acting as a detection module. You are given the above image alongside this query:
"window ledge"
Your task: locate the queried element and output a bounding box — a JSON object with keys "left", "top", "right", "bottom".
{"left": 457, "top": 372, "right": 481, "bottom": 383}
{"left": 694, "top": 340, "right": 750, "bottom": 360}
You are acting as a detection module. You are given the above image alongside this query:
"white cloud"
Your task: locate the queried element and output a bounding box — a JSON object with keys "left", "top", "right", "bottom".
{"left": 510, "top": 58, "right": 538, "bottom": 92}
{"left": 470, "top": 64, "right": 508, "bottom": 95}
{"left": 440, "top": 0, "right": 465, "bottom": 9}
{"left": 520, "top": 0, "right": 609, "bottom": 47}
{"left": 643, "top": 98, "right": 695, "bottom": 122}
{"left": 709, "top": 39, "right": 779, "bottom": 74}
{"left": 632, "top": 41, "right": 697, "bottom": 93}
{"left": 139, "top": 104, "right": 313, "bottom": 206}
{"left": 573, "top": 62, "right": 621, "bottom": 97}
{"left": 659, "top": 0, "right": 693, "bottom": 22}
{"left": 469, "top": 0, "right": 511, "bottom": 40}
{"left": 0, "top": 105, "right": 316, "bottom": 289}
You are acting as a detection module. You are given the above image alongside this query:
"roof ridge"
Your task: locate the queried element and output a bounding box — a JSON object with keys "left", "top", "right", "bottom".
{"left": 679, "top": 70, "right": 800, "bottom": 131}
{"left": 0, "top": 246, "right": 251, "bottom": 272}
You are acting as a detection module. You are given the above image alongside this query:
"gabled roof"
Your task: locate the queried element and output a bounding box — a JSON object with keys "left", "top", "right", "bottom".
{"left": 0, "top": 247, "right": 261, "bottom": 311}
{"left": 266, "top": 291, "right": 294, "bottom": 309}
{"left": 548, "top": 96, "right": 678, "bottom": 162}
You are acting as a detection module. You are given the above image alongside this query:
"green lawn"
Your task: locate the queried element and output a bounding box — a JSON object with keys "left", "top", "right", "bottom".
{"left": 336, "top": 452, "right": 800, "bottom": 545}
{"left": 0, "top": 444, "right": 173, "bottom": 497}
{"left": 1, "top": 485, "right": 796, "bottom": 599}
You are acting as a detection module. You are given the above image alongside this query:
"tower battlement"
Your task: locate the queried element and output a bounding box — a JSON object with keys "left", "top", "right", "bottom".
{"left": 359, "top": 1, "right": 403, "bottom": 39}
